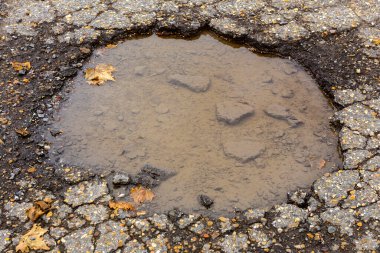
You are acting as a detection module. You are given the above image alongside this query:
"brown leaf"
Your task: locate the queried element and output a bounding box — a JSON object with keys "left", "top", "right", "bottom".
{"left": 16, "top": 224, "right": 50, "bottom": 253}
{"left": 84, "top": 64, "right": 116, "bottom": 85}
{"left": 26, "top": 200, "right": 52, "bottom": 222}
{"left": 11, "top": 61, "right": 31, "bottom": 72}
{"left": 15, "top": 128, "right": 30, "bottom": 137}
{"left": 108, "top": 200, "right": 135, "bottom": 211}
{"left": 130, "top": 186, "right": 155, "bottom": 204}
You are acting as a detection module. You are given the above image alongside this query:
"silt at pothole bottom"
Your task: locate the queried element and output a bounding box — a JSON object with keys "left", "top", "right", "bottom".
{"left": 48, "top": 32, "right": 342, "bottom": 215}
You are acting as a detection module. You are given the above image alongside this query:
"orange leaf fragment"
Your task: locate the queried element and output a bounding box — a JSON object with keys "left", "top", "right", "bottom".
{"left": 108, "top": 200, "right": 135, "bottom": 211}
{"left": 130, "top": 186, "right": 155, "bottom": 204}
{"left": 11, "top": 61, "right": 31, "bottom": 72}
{"left": 26, "top": 200, "right": 52, "bottom": 222}
{"left": 16, "top": 224, "right": 50, "bottom": 252}
{"left": 372, "top": 38, "right": 380, "bottom": 45}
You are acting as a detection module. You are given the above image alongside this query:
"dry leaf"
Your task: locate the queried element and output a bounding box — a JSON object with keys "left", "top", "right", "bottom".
{"left": 372, "top": 38, "right": 380, "bottom": 45}
{"left": 109, "top": 200, "right": 135, "bottom": 211}
{"left": 84, "top": 64, "right": 116, "bottom": 85}
{"left": 106, "top": 44, "right": 117, "bottom": 49}
{"left": 318, "top": 159, "right": 326, "bottom": 169}
{"left": 26, "top": 200, "right": 52, "bottom": 222}
{"left": 11, "top": 61, "right": 31, "bottom": 72}
{"left": 130, "top": 186, "right": 155, "bottom": 204}
{"left": 16, "top": 224, "right": 50, "bottom": 253}
{"left": 0, "top": 138, "right": 4, "bottom": 145}
{"left": 15, "top": 128, "right": 30, "bottom": 137}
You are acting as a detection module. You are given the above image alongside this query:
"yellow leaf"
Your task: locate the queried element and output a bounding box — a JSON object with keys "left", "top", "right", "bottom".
{"left": 84, "top": 64, "right": 116, "bottom": 85}
{"left": 108, "top": 200, "right": 135, "bottom": 211}
{"left": 11, "top": 61, "right": 31, "bottom": 72}
{"left": 16, "top": 224, "right": 50, "bottom": 252}
{"left": 372, "top": 38, "right": 380, "bottom": 45}
{"left": 130, "top": 186, "right": 155, "bottom": 204}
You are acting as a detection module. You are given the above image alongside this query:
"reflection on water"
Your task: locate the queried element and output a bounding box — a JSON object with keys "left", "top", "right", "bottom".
{"left": 49, "top": 33, "right": 341, "bottom": 214}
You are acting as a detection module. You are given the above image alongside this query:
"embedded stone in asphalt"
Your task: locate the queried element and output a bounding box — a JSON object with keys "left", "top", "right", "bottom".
{"left": 361, "top": 155, "right": 380, "bottom": 171}
{"left": 314, "top": 170, "right": 360, "bottom": 207}
{"left": 248, "top": 224, "right": 271, "bottom": 249}
{"left": 76, "top": 204, "right": 109, "bottom": 224}
{"left": 334, "top": 103, "right": 380, "bottom": 136}
{"left": 217, "top": 232, "right": 249, "bottom": 253}
{"left": 339, "top": 127, "right": 367, "bottom": 150}
{"left": 320, "top": 207, "right": 356, "bottom": 236}
{"left": 343, "top": 149, "right": 373, "bottom": 169}
{"left": 95, "top": 220, "right": 130, "bottom": 252}
{"left": 333, "top": 89, "right": 366, "bottom": 106}
{"left": 271, "top": 204, "right": 308, "bottom": 230}
{"left": 61, "top": 227, "right": 94, "bottom": 253}
{"left": 358, "top": 201, "right": 380, "bottom": 222}
{"left": 0, "top": 230, "right": 11, "bottom": 252}
{"left": 64, "top": 180, "right": 108, "bottom": 207}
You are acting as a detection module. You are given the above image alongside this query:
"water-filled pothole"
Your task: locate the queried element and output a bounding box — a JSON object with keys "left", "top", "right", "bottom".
{"left": 49, "top": 33, "right": 341, "bottom": 214}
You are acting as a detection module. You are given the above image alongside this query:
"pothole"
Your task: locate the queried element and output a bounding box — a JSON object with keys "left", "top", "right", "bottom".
{"left": 48, "top": 32, "right": 341, "bottom": 214}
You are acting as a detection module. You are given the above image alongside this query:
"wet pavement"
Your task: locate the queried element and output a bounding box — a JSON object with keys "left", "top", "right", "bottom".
{"left": 0, "top": 0, "right": 380, "bottom": 252}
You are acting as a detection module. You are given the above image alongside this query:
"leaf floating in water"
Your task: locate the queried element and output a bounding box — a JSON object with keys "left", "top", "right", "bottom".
{"left": 108, "top": 200, "right": 135, "bottom": 211}
{"left": 84, "top": 64, "right": 116, "bottom": 85}
{"left": 16, "top": 224, "right": 50, "bottom": 252}
{"left": 318, "top": 159, "right": 326, "bottom": 169}
{"left": 130, "top": 186, "right": 155, "bottom": 204}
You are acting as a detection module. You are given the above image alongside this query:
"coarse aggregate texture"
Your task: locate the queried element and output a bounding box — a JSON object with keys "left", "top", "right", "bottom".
{"left": 1, "top": 0, "right": 380, "bottom": 252}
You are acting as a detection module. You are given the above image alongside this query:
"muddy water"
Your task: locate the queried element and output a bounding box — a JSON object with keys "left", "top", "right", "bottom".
{"left": 49, "top": 33, "right": 341, "bottom": 214}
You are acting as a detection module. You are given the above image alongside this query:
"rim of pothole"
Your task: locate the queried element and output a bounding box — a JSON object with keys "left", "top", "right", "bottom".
{"left": 0, "top": 0, "right": 379, "bottom": 252}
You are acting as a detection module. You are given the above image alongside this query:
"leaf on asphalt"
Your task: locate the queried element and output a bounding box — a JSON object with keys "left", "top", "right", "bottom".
{"left": 130, "top": 186, "right": 155, "bottom": 204}
{"left": 372, "top": 38, "right": 380, "bottom": 45}
{"left": 108, "top": 200, "right": 135, "bottom": 211}
{"left": 16, "top": 224, "right": 50, "bottom": 253}
{"left": 11, "top": 61, "right": 31, "bottom": 72}
{"left": 84, "top": 64, "right": 116, "bottom": 85}
{"left": 15, "top": 128, "right": 30, "bottom": 137}
{"left": 26, "top": 199, "right": 52, "bottom": 222}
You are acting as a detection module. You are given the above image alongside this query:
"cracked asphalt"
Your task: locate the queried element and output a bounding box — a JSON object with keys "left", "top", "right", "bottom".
{"left": 0, "top": 0, "right": 380, "bottom": 252}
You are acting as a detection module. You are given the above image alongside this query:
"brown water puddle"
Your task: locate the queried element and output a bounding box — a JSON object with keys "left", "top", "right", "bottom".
{"left": 49, "top": 33, "right": 341, "bottom": 214}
